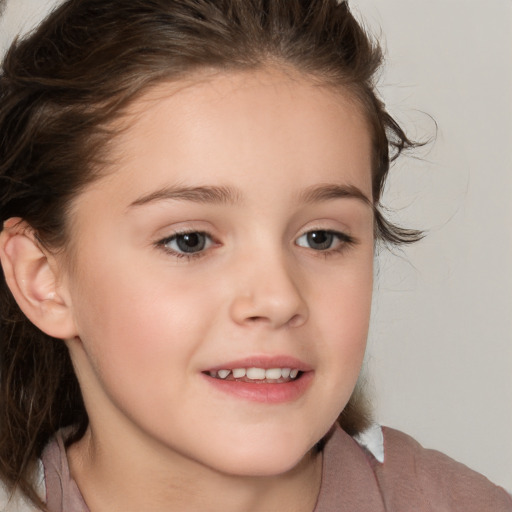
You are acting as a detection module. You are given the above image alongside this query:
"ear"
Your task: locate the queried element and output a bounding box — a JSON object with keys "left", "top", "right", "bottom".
{"left": 0, "top": 218, "right": 78, "bottom": 339}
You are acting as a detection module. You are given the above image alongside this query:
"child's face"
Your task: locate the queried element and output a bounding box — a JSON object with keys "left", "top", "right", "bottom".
{"left": 62, "top": 69, "right": 374, "bottom": 476}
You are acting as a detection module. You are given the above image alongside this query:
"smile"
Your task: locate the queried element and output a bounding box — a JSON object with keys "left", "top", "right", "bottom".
{"left": 202, "top": 358, "right": 313, "bottom": 403}
{"left": 207, "top": 367, "right": 301, "bottom": 382}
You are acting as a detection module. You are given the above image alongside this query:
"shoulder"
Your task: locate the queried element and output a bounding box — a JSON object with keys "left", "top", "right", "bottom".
{"left": 373, "top": 426, "right": 512, "bottom": 511}
{"left": 0, "top": 461, "right": 45, "bottom": 512}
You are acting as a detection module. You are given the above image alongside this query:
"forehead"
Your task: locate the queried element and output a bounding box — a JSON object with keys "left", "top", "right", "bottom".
{"left": 101, "top": 68, "right": 373, "bottom": 198}
{"left": 68, "top": 68, "right": 374, "bottom": 238}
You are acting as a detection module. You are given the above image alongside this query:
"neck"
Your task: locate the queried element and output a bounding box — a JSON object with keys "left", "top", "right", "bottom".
{"left": 67, "top": 426, "right": 323, "bottom": 512}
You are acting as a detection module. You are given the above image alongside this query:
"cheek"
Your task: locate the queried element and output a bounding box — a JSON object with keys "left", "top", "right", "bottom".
{"left": 68, "top": 259, "right": 215, "bottom": 391}
{"left": 316, "top": 246, "right": 373, "bottom": 322}
{"left": 68, "top": 272, "right": 223, "bottom": 441}
{"left": 312, "top": 252, "right": 373, "bottom": 387}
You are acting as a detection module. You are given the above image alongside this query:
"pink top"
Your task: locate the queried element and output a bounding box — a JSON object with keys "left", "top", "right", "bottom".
{"left": 40, "top": 425, "right": 512, "bottom": 512}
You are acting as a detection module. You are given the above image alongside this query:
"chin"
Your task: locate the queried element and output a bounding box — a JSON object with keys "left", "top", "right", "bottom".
{"left": 198, "top": 430, "right": 320, "bottom": 478}
{"left": 217, "top": 453, "right": 310, "bottom": 478}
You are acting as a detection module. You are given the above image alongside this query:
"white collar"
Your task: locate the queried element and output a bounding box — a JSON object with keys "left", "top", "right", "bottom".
{"left": 353, "top": 423, "right": 385, "bottom": 463}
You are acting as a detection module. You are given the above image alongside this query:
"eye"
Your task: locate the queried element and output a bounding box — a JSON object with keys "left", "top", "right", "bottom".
{"left": 296, "top": 230, "right": 352, "bottom": 251}
{"left": 159, "top": 231, "right": 213, "bottom": 256}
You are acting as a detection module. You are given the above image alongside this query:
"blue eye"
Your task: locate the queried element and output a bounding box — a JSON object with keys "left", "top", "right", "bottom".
{"left": 296, "top": 230, "right": 351, "bottom": 251}
{"left": 161, "top": 232, "right": 213, "bottom": 255}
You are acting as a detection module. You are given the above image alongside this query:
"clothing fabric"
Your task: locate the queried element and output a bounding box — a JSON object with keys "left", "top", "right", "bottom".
{"left": 0, "top": 461, "right": 44, "bottom": 512}
{"left": 1, "top": 425, "right": 511, "bottom": 511}
{"left": 314, "top": 426, "right": 512, "bottom": 511}
{"left": 40, "top": 431, "right": 88, "bottom": 512}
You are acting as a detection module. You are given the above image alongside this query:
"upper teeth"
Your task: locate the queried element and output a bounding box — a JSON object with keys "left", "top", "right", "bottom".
{"left": 209, "top": 367, "right": 300, "bottom": 380}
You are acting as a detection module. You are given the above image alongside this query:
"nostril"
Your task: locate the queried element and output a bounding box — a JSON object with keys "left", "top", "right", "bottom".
{"left": 229, "top": 290, "right": 308, "bottom": 328}
{"left": 247, "top": 315, "right": 266, "bottom": 323}
{"left": 246, "top": 313, "right": 304, "bottom": 327}
{"left": 288, "top": 314, "right": 305, "bottom": 328}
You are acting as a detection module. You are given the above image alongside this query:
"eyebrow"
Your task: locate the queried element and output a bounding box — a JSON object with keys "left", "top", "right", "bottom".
{"left": 128, "top": 182, "right": 372, "bottom": 208}
{"left": 129, "top": 185, "right": 241, "bottom": 207}
{"left": 298, "top": 183, "right": 372, "bottom": 207}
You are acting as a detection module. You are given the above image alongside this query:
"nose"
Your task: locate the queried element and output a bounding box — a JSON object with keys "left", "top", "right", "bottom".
{"left": 228, "top": 251, "right": 308, "bottom": 329}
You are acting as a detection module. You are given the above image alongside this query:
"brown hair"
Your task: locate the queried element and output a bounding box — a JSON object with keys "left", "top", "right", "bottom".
{"left": 0, "top": 0, "right": 421, "bottom": 507}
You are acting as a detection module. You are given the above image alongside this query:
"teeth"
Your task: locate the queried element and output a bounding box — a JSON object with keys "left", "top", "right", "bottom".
{"left": 246, "top": 367, "right": 266, "bottom": 380}
{"left": 209, "top": 367, "right": 301, "bottom": 380}
{"left": 265, "top": 368, "right": 282, "bottom": 380}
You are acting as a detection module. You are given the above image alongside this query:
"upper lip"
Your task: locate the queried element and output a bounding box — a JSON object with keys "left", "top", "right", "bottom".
{"left": 203, "top": 355, "right": 312, "bottom": 373}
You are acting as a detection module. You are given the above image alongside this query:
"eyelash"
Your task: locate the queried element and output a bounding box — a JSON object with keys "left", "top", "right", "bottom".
{"left": 155, "top": 229, "right": 356, "bottom": 261}
{"left": 156, "top": 230, "right": 215, "bottom": 260}
{"left": 296, "top": 229, "right": 356, "bottom": 258}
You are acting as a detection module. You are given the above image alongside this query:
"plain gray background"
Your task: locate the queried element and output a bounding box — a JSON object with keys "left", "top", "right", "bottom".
{"left": 1, "top": 0, "right": 511, "bottom": 490}
{"left": 352, "top": 0, "right": 512, "bottom": 490}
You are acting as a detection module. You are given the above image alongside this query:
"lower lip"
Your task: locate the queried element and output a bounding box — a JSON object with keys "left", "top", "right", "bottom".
{"left": 202, "top": 372, "right": 314, "bottom": 403}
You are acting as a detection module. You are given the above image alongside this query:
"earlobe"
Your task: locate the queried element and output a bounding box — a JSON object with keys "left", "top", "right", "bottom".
{"left": 0, "top": 218, "right": 77, "bottom": 340}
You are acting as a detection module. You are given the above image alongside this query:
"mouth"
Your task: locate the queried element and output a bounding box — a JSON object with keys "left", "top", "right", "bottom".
{"left": 201, "top": 358, "right": 313, "bottom": 403}
{"left": 204, "top": 367, "right": 303, "bottom": 384}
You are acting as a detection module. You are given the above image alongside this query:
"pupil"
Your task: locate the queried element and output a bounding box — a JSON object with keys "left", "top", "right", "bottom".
{"left": 177, "top": 233, "right": 205, "bottom": 253}
{"left": 308, "top": 231, "right": 333, "bottom": 250}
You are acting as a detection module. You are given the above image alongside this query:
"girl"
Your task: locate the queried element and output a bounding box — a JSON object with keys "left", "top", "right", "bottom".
{"left": 0, "top": 0, "right": 510, "bottom": 510}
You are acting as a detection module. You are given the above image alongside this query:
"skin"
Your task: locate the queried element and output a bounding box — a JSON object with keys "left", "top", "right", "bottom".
{"left": 55, "top": 68, "right": 375, "bottom": 511}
